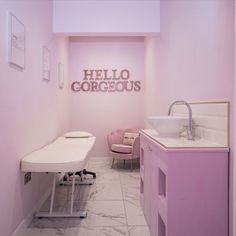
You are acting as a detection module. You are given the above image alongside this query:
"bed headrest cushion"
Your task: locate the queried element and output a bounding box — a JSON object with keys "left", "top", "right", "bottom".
{"left": 64, "top": 131, "right": 93, "bottom": 138}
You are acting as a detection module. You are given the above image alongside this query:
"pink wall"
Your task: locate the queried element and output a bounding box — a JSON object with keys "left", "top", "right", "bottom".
{"left": 144, "top": 36, "right": 160, "bottom": 123}
{"left": 0, "top": 1, "right": 70, "bottom": 235}
{"left": 145, "top": 0, "right": 234, "bottom": 117}
{"left": 69, "top": 37, "right": 145, "bottom": 156}
{"left": 145, "top": 0, "right": 234, "bottom": 235}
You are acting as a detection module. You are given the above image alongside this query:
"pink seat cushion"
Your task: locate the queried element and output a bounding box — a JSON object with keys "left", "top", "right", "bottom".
{"left": 111, "top": 144, "right": 132, "bottom": 154}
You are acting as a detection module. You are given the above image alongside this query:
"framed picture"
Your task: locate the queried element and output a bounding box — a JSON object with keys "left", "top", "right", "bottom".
{"left": 8, "top": 12, "right": 25, "bottom": 69}
{"left": 58, "top": 62, "right": 64, "bottom": 88}
{"left": 42, "top": 46, "right": 50, "bottom": 81}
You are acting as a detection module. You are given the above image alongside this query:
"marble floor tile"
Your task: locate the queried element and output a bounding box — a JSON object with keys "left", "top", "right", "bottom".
{"left": 95, "top": 171, "right": 121, "bottom": 184}
{"left": 78, "top": 181, "right": 123, "bottom": 201}
{"left": 16, "top": 228, "right": 65, "bottom": 236}
{"left": 75, "top": 201, "right": 127, "bottom": 227}
{"left": 86, "top": 161, "right": 113, "bottom": 173}
{"left": 29, "top": 217, "right": 68, "bottom": 229}
{"left": 76, "top": 171, "right": 122, "bottom": 201}
{"left": 15, "top": 218, "right": 67, "bottom": 236}
{"left": 64, "top": 200, "right": 127, "bottom": 228}
{"left": 120, "top": 172, "right": 140, "bottom": 186}
{"left": 128, "top": 226, "right": 150, "bottom": 236}
{"left": 112, "top": 160, "right": 140, "bottom": 172}
{"left": 124, "top": 200, "right": 147, "bottom": 226}
{"left": 121, "top": 184, "right": 140, "bottom": 201}
{"left": 64, "top": 226, "right": 129, "bottom": 236}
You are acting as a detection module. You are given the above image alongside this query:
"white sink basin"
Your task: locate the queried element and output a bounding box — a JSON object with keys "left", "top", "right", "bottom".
{"left": 148, "top": 116, "right": 188, "bottom": 137}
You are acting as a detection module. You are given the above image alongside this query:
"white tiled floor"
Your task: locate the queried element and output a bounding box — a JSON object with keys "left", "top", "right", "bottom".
{"left": 16, "top": 158, "right": 150, "bottom": 236}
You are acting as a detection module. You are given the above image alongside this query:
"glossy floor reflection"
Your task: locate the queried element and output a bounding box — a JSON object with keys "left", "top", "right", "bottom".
{"left": 16, "top": 158, "right": 150, "bottom": 236}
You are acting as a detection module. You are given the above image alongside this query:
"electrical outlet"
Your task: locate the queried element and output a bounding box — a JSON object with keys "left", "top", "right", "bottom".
{"left": 24, "top": 172, "right": 31, "bottom": 184}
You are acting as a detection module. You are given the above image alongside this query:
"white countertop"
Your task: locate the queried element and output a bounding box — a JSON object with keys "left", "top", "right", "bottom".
{"left": 141, "top": 129, "right": 229, "bottom": 149}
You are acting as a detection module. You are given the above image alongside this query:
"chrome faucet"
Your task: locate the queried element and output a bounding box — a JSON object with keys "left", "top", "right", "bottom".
{"left": 168, "top": 100, "right": 194, "bottom": 140}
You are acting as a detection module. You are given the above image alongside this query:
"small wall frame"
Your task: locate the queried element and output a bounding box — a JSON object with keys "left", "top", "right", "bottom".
{"left": 58, "top": 62, "right": 64, "bottom": 88}
{"left": 8, "top": 12, "right": 25, "bottom": 69}
{"left": 42, "top": 46, "right": 50, "bottom": 81}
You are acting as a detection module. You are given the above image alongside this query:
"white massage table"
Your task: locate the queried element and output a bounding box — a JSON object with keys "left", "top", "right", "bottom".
{"left": 21, "top": 133, "right": 96, "bottom": 218}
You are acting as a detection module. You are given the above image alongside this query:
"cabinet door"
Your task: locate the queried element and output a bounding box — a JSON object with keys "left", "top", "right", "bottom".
{"left": 141, "top": 134, "right": 168, "bottom": 236}
{"left": 140, "top": 134, "right": 152, "bottom": 227}
{"left": 141, "top": 135, "right": 158, "bottom": 235}
{"left": 144, "top": 144, "right": 152, "bottom": 227}
{"left": 149, "top": 146, "right": 159, "bottom": 236}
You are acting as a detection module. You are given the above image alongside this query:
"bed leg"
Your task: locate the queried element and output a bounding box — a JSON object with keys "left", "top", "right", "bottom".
{"left": 111, "top": 158, "right": 115, "bottom": 168}
{"left": 49, "top": 174, "right": 56, "bottom": 215}
{"left": 70, "top": 172, "right": 75, "bottom": 214}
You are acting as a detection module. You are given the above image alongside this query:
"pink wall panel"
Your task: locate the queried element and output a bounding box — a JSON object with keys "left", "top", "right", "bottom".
{"left": 69, "top": 37, "right": 145, "bottom": 156}
{"left": 145, "top": 0, "right": 234, "bottom": 116}
{"left": 0, "top": 1, "right": 70, "bottom": 235}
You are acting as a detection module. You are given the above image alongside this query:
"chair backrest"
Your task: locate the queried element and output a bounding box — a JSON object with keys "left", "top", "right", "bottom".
{"left": 107, "top": 128, "right": 140, "bottom": 150}
{"left": 125, "top": 128, "right": 139, "bottom": 133}
{"left": 107, "top": 129, "right": 124, "bottom": 149}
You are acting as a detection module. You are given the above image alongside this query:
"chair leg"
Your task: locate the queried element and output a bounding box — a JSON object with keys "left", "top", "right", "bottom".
{"left": 111, "top": 158, "right": 115, "bottom": 168}
{"left": 131, "top": 159, "right": 133, "bottom": 171}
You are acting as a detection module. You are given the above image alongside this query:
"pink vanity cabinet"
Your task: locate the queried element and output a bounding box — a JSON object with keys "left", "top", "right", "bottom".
{"left": 140, "top": 131, "right": 229, "bottom": 236}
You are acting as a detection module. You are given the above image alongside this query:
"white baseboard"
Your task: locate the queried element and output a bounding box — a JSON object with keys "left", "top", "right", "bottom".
{"left": 12, "top": 188, "right": 51, "bottom": 236}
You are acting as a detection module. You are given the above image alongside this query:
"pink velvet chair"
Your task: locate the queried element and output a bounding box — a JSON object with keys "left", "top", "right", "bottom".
{"left": 107, "top": 128, "right": 140, "bottom": 170}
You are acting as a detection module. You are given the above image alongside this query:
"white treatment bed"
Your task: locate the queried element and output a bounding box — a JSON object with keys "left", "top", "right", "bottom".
{"left": 21, "top": 132, "right": 96, "bottom": 218}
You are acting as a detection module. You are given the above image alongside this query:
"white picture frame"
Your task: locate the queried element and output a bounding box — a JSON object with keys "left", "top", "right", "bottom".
{"left": 42, "top": 46, "right": 50, "bottom": 81}
{"left": 8, "top": 12, "right": 25, "bottom": 69}
{"left": 58, "top": 62, "right": 64, "bottom": 88}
